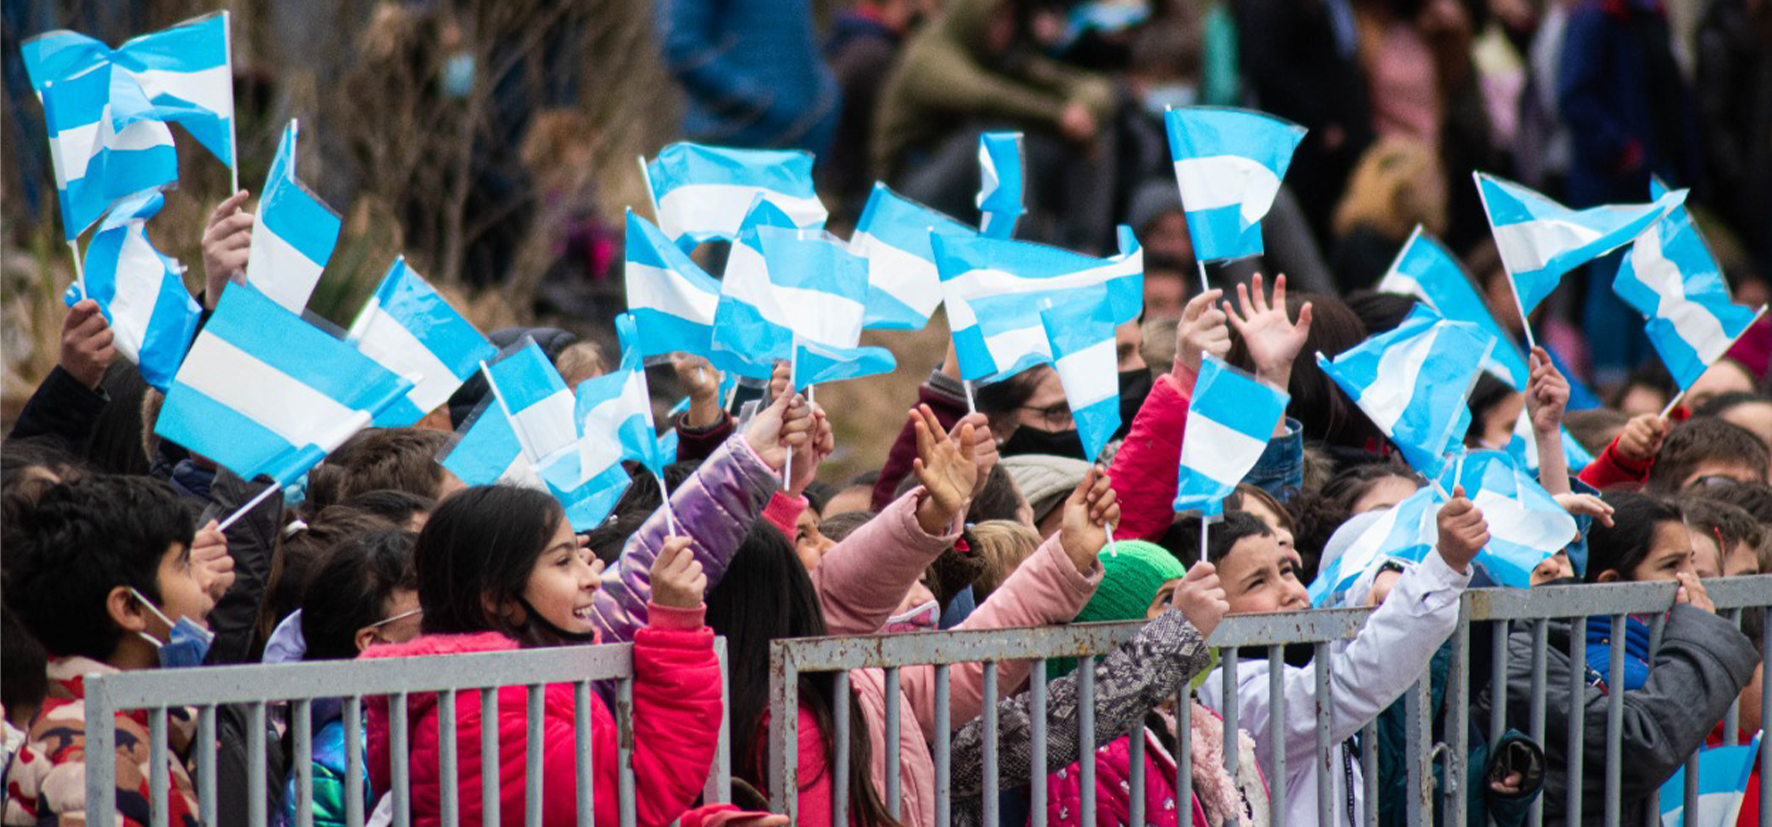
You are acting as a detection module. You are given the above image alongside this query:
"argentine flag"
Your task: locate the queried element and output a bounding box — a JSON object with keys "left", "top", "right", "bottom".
{"left": 35, "top": 65, "right": 177, "bottom": 241}
{"left": 155, "top": 284, "right": 412, "bottom": 486}
{"left": 624, "top": 210, "right": 721, "bottom": 358}
{"left": 440, "top": 341, "right": 577, "bottom": 489}
{"left": 1657, "top": 734, "right": 1762, "bottom": 827}
{"left": 643, "top": 142, "right": 826, "bottom": 247}
{"left": 346, "top": 257, "right": 498, "bottom": 427}
{"left": 1173, "top": 356, "right": 1290, "bottom": 516}
{"left": 712, "top": 203, "right": 869, "bottom": 379}
{"left": 64, "top": 189, "right": 199, "bottom": 390}
{"left": 1309, "top": 485, "right": 1442, "bottom": 607}
{"left": 1473, "top": 172, "right": 1685, "bottom": 315}
{"left": 539, "top": 316, "right": 659, "bottom": 529}
{"left": 976, "top": 132, "right": 1025, "bottom": 239}
{"left": 246, "top": 120, "right": 341, "bottom": 313}
{"left": 1164, "top": 107, "right": 1306, "bottom": 262}
{"left": 1377, "top": 226, "right": 1530, "bottom": 389}
{"left": 1319, "top": 305, "right": 1495, "bottom": 481}
{"left": 792, "top": 339, "right": 897, "bottom": 390}
{"left": 1040, "top": 286, "right": 1122, "bottom": 461}
{"left": 933, "top": 226, "right": 1144, "bottom": 381}
{"left": 1615, "top": 182, "right": 1766, "bottom": 390}
{"left": 850, "top": 183, "right": 977, "bottom": 330}
{"left": 22, "top": 13, "right": 235, "bottom": 169}
{"left": 1504, "top": 409, "right": 1597, "bottom": 476}
{"left": 1437, "top": 451, "right": 1575, "bottom": 588}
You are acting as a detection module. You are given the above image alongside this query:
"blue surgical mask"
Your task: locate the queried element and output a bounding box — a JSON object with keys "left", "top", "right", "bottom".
{"left": 129, "top": 588, "right": 214, "bottom": 669}
{"left": 1142, "top": 83, "right": 1199, "bottom": 118}
{"left": 442, "top": 51, "right": 475, "bottom": 99}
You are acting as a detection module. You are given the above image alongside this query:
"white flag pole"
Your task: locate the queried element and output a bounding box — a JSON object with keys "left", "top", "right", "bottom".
{"left": 224, "top": 10, "right": 239, "bottom": 195}
{"left": 1197, "top": 260, "right": 1210, "bottom": 295}
{"left": 628, "top": 315, "right": 682, "bottom": 536}
{"left": 217, "top": 481, "right": 281, "bottom": 532}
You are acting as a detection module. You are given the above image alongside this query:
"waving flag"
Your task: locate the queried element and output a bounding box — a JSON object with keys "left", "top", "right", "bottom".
{"left": 1615, "top": 182, "right": 1766, "bottom": 390}
{"left": 1657, "top": 734, "right": 1762, "bottom": 827}
{"left": 1164, "top": 107, "right": 1306, "bottom": 262}
{"left": 1436, "top": 451, "right": 1576, "bottom": 587}
{"left": 439, "top": 341, "right": 576, "bottom": 489}
{"left": 624, "top": 210, "right": 721, "bottom": 358}
{"left": 245, "top": 120, "right": 341, "bottom": 312}
{"left": 1473, "top": 172, "right": 1684, "bottom": 315}
{"left": 1378, "top": 226, "right": 1530, "bottom": 389}
{"left": 643, "top": 142, "right": 826, "bottom": 246}
{"left": 792, "top": 339, "right": 897, "bottom": 390}
{"left": 22, "top": 13, "right": 235, "bottom": 169}
{"left": 850, "top": 183, "right": 977, "bottom": 330}
{"left": 1319, "top": 306, "right": 1494, "bottom": 481}
{"left": 976, "top": 132, "right": 1025, "bottom": 239}
{"left": 1309, "top": 485, "right": 1442, "bottom": 607}
{"left": 35, "top": 65, "right": 177, "bottom": 241}
{"left": 540, "top": 316, "right": 658, "bottom": 529}
{"left": 712, "top": 203, "right": 868, "bottom": 379}
{"left": 1040, "top": 286, "right": 1121, "bottom": 461}
{"left": 933, "top": 227, "right": 1144, "bottom": 381}
{"left": 1173, "top": 356, "right": 1290, "bottom": 515}
{"left": 1505, "top": 409, "right": 1596, "bottom": 476}
{"left": 64, "top": 189, "right": 199, "bottom": 390}
{"left": 155, "top": 284, "right": 411, "bottom": 486}
{"left": 346, "top": 257, "right": 497, "bottom": 427}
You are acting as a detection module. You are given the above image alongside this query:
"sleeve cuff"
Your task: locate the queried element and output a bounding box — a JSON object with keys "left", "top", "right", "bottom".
{"left": 645, "top": 602, "right": 706, "bottom": 630}
{"left": 762, "top": 492, "right": 807, "bottom": 536}
{"left": 1399, "top": 552, "right": 1473, "bottom": 616}
{"left": 675, "top": 410, "right": 733, "bottom": 435}
{"left": 925, "top": 369, "right": 969, "bottom": 406}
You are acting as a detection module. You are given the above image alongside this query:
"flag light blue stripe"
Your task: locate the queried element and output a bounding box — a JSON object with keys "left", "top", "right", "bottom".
{"left": 650, "top": 143, "right": 819, "bottom": 192}
{"left": 260, "top": 124, "right": 340, "bottom": 264}
{"left": 859, "top": 183, "right": 975, "bottom": 252}
{"left": 1379, "top": 226, "right": 1531, "bottom": 390}
{"left": 1163, "top": 107, "right": 1304, "bottom": 171}
{"left": 1308, "top": 485, "right": 1441, "bottom": 606}
{"left": 491, "top": 342, "right": 571, "bottom": 414}
{"left": 792, "top": 340, "right": 897, "bottom": 390}
{"left": 442, "top": 402, "right": 524, "bottom": 487}
{"left": 1173, "top": 356, "right": 1290, "bottom": 515}
{"left": 1040, "top": 287, "right": 1122, "bottom": 461}
{"left": 157, "top": 386, "right": 329, "bottom": 485}
{"left": 366, "top": 259, "right": 497, "bottom": 383}
{"left": 1181, "top": 204, "right": 1262, "bottom": 262}
{"left": 72, "top": 189, "right": 199, "bottom": 389}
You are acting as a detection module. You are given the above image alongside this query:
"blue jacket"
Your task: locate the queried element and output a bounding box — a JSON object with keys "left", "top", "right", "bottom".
{"left": 277, "top": 700, "right": 371, "bottom": 827}
{"left": 655, "top": 0, "right": 839, "bottom": 153}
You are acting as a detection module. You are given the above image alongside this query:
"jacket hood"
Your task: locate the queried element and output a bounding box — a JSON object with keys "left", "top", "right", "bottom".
{"left": 931, "top": 0, "right": 1011, "bottom": 62}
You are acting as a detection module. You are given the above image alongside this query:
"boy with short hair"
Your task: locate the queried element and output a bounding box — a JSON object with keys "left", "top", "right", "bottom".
{"left": 302, "top": 427, "right": 459, "bottom": 513}
{"left": 1645, "top": 418, "right": 1772, "bottom": 492}
{"left": 2, "top": 475, "right": 210, "bottom": 827}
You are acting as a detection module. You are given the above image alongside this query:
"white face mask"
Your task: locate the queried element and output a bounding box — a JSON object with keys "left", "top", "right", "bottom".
{"left": 881, "top": 600, "right": 940, "bottom": 634}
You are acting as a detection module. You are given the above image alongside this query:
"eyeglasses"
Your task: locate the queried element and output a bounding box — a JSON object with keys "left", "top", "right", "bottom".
{"left": 1689, "top": 475, "right": 1743, "bottom": 490}
{"left": 1018, "top": 402, "right": 1075, "bottom": 430}
{"left": 369, "top": 608, "right": 421, "bottom": 629}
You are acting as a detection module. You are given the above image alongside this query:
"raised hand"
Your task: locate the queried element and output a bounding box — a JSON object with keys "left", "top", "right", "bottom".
{"left": 743, "top": 390, "right": 814, "bottom": 472}
{"left": 650, "top": 536, "right": 706, "bottom": 609}
{"left": 911, "top": 405, "right": 980, "bottom": 534}
{"left": 949, "top": 411, "right": 998, "bottom": 488}
{"left": 1616, "top": 413, "right": 1670, "bottom": 464}
{"left": 669, "top": 354, "right": 724, "bottom": 428}
{"left": 201, "top": 190, "right": 254, "bottom": 308}
{"left": 1526, "top": 347, "right": 1569, "bottom": 435}
{"left": 190, "top": 520, "right": 234, "bottom": 601}
{"left": 1224, "top": 272, "right": 1313, "bottom": 387}
{"left": 1175, "top": 288, "right": 1229, "bottom": 376}
{"left": 768, "top": 360, "right": 791, "bottom": 402}
{"left": 1059, "top": 468, "right": 1120, "bottom": 573}
{"left": 1172, "top": 560, "right": 1229, "bottom": 638}
{"left": 1553, "top": 492, "right": 1614, "bottom": 527}
{"left": 61, "top": 299, "right": 115, "bottom": 390}
{"left": 787, "top": 405, "right": 834, "bottom": 496}
{"left": 1436, "top": 485, "right": 1489, "bottom": 572}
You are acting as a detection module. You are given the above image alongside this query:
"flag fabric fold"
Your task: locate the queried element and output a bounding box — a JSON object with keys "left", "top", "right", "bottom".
{"left": 1308, "top": 485, "right": 1442, "bottom": 607}
{"left": 976, "top": 132, "right": 1025, "bottom": 239}
{"left": 792, "top": 338, "right": 898, "bottom": 391}
{"left": 540, "top": 315, "right": 661, "bottom": 529}
{"left": 1039, "top": 286, "right": 1122, "bottom": 462}
{"left": 1377, "top": 226, "right": 1531, "bottom": 389}
{"left": 1173, "top": 355, "right": 1290, "bottom": 516}
{"left": 1163, "top": 106, "right": 1306, "bottom": 262}
{"left": 851, "top": 183, "right": 977, "bottom": 330}
{"left": 346, "top": 257, "right": 498, "bottom": 427}
{"left": 245, "top": 120, "right": 341, "bottom": 312}
{"left": 439, "top": 341, "right": 577, "bottom": 490}
{"left": 65, "top": 189, "right": 199, "bottom": 390}
{"left": 625, "top": 209, "right": 723, "bottom": 359}
{"left": 1437, "top": 451, "right": 1575, "bottom": 588}
{"left": 644, "top": 142, "right": 826, "bottom": 246}
{"left": 35, "top": 64, "right": 177, "bottom": 240}
{"left": 711, "top": 202, "right": 869, "bottom": 379}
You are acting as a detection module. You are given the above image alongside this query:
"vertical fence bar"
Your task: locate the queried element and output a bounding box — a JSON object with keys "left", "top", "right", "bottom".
{"left": 296, "top": 698, "right": 315, "bottom": 827}
{"left": 1566, "top": 617, "right": 1587, "bottom": 826}
{"left": 1030, "top": 660, "right": 1049, "bottom": 827}
{"left": 1489, "top": 618, "right": 1509, "bottom": 760}
{"left": 1128, "top": 715, "right": 1145, "bottom": 827}
{"left": 1645, "top": 610, "right": 1667, "bottom": 821}
{"left": 1268, "top": 645, "right": 1287, "bottom": 827}
{"left": 983, "top": 663, "right": 1000, "bottom": 827}
{"left": 482, "top": 689, "right": 499, "bottom": 827}
{"left": 199, "top": 704, "right": 219, "bottom": 827}
{"left": 707, "top": 638, "right": 731, "bottom": 805}
{"left": 1220, "top": 647, "right": 1241, "bottom": 789}
{"left": 347, "top": 696, "right": 367, "bottom": 827}
{"left": 575, "top": 681, "right": 594, "bottom": 827}
{"left": 84, "top": 678, "right": 117, "bottom": 827}
{"left": 1079, "top": 657, "right": 1096, "bottom": 827}
{"left": 1315, "top": 642, "right": 1333, "bottom": 826}
{"left": 884, "top": 666, "right": 902, "bottom": 820}
{"left": 1176, "top": 687, "right": 1193, "bottom": 814}
{"left": 391, "top": 693, "right": 411, "bottom": 827}
{"left": 1724, "top": 610, "right": 1744, "bottom": 746}
{"left": 833, "top": 670, "right": 851, "bottom": 827}
{"left": 1759, "top": 608, "right": 1770, "bottom": 826}
{"left": 1605, "top": 615, "right": 1627, "bottom": 826}
{"left": 1363, "top": 720, "right": 1379, "bottom": 827}
{"left": 151, "top": 705, "right": 170, "bottom": 827}
{"left": 1528, "top": 620, "right": 1549, "bottom": 827}
{"left": 250, "top": 701, "right": 268, "bottom": 827}
{"left": 1404, "top": 679, "right": 1431, "bottom": 827}
{"left": 440, "top": 689, "right": 460, "bottom": 827}
{"left": 769, "top": 648, "right": 799, "bottom": 823}
{"left": 1447, "top": 608, "right": 1471, "bottom": 827}
{"left": 935, "top": 664, "right": 953, "bottom": 827}
{"left": 527, "top": 685, "right": 544, "bottom": 827}
{"left": 617, "top": 678, "right": 637, "bottom": 827}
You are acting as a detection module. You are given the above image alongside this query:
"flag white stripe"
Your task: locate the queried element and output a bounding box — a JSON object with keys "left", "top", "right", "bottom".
{"left": 943, "top": 254, "right": 1141, "bottom": 306}
{"left": 626, "top": 262, "right": 719, "bottom": 322}
{"left": 983, "top": 326, "right": 1051, "bottom": 370}
{"left": 105, "top": 229, "right": 167, "bottom": 365}
{"left": 1491, "top": 218, "right": 1605, "bottom": 273}
{"left": 350, "top": 300, "right": 466, "bottom": 415}
{"left": 655, "top": 183, "right": 825, "bottom": 239}
{"left": 49, "top": 121, "right": 102, "bottom": 182}
{"left": 1353, "top": 327, "right": 1442, "bottom": 432}
{"left": 1181, "top": 411, "right": 1269, "bottom": 489}
{"left": 511, "top": 389, "right": 577, "bottom": 461}
{"left": 1053, "top": 339, "right": 1119, "bottom": 406}
{"left": 853, "top": 231, "right": 943, "bottom": 318}
{"left": 1472, "top": 490, "right": 1575, "bottom": 550}
{"left": 128, "top": 65, "right": 233, "bottom": 117}
{"left": 1172, "top": 155, "right": 1283, "bottom": 221}
{"left": 178, "top": 333, "right": 364, "bottom": 447}
{"left": 245, "top": 218, "right": 324, "bottom": 312}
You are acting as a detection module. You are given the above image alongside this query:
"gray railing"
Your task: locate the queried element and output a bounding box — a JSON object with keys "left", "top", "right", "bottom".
{"left": 80, "top": 639, "right": 728, "bottom": 827}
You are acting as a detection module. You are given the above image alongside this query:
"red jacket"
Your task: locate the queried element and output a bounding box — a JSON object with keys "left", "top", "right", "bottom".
{"left": 1108, "top": 371, "right": 1195, "bottom": 541}
{"left": 1576, "top": 440, "right": 1654, "bottom": 491}
{"left": 362, "top": 604, "right": 721, "bottom": 827}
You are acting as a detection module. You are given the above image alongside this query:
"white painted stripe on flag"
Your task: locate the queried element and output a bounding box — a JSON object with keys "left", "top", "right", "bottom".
{"left": 942, "top": 252, "right": 1141, "bottom": 304}
{"left": 178, "top": 333, "right": 365, "bottom": 447}
{"left": 853, "top": 231, "right": 943, "bottom": 318}
{"left": 110, "top": 118, "right": 176, "bottom": 151}
{"left": 245, "top": 217, "right": 325, "bottom": 313}
{"left": 1491, "top": 218, "right": 1604, "bottom": 273}
{"left": 511, "top": 389, "right": 577, "bottom": 461}
{"left": 983, "top": 326, "right": 1051, "bottom": 372}
{"left": 1472, "top": 490, "right": 1575, "bottom": 551}
{"left": 1054, "top": 339, "right": 1119, "bottom": 407}
{"left": 774, "top": 285, "right": 865, "bottom": 346}
{"left": 1630, "top": 225, "right": 1732, "bottom": 361}
{"left": 626, "top": 262, "right": 719, "bottom": 323}
{"left": 104, "top": 229, "right": 168, "bottom": 365}
{"left": 1374, "top": 269, "right": 1433, "bottom": 309}
{"left": 350, "top": 305, "right": 465, "bottom": 415}
{"left": 1172, "top": 155, "right": 1283, "bottom": 222}
{"left": 1180, "top": 409, "right": 1270, "bottom": 489}
{"left": 129, "top": 65, "right": 234, "bottom": 117}
{"left": 1354, "top": 326, "right": 1442, "bottom": 432}
{"left": 49, "top": 121, "right": 102, "bottom": 182}
{"left": 655, "top": 183, "right": 826, "bottom": 239}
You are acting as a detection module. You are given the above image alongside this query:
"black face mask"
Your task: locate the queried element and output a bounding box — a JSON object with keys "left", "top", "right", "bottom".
{"left": 1116, "top": 368, "right": 1155, "bottom": 439}
{"left": 999, "top": 424, "right": 1088, "bottom": 460}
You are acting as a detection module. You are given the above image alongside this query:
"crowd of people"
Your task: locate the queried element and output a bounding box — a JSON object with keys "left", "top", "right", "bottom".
{"left": 4, "top": 0, "right": 1772, "bottom": 826}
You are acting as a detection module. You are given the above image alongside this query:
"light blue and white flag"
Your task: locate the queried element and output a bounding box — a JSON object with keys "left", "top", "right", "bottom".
{"left": 1040, "top": 286, "right": 1121, "bottom": 462}
{"left": 65, "top": 189, "right": 199, "bottom": 390}
{"left": 1309, "top": 484, "right": 1442, "bottom": 607}
{"left": 539, "top": 315, "right": 659, "bottom": 529}
{"left": 934, "top": 226, "right": 1144, "bottom": 381}
{"left": 643, "top": 142, "right": 826, "bottom": 247}
{"left": 1658, "top": 733, "right": 1762, "bottom": 827}
{"left": 245, "top": 120, "right": 341, "bottom": 313}
{"left": 976, "top": 132, "right": 1025, "bottom": 239}
{"left": 712, "top": 203, "right": 869, "bottom": 379}
{"left": 1436, "top": 451, "right": 1576, "bottom": 588}
{"left": 850, "top": 183, "right": 977, "bottom": 330}
{"left": 440, "top": 341, "right": 578, "bottom": 489}
{"left": 22, "top": 13, "right": 235, "bottom": 169}
{"left": 1377, "top": 226, "right": 1530, "bottom": 389}
{"left": 346, "top": 257, "right": 498, "bottom": 427}
{"left": 1504, "top": 409, "right": 1597, "bottom": 476}
{"left": 36, "top": 64, "right": 177, "bottom": 241}
{"left": 624, "top": 209, "right": 721, "bottom": 358}
{"left": 1615, "top": 182, "right": 1766, "bottom": 390}
{"left": 793, "top": 338, "right": 897, "bottom": 390}
{"left": 155, "top": 284, "right": 412, "bottom": 486}
{"left": 1173, "top": 355, "right": 1290, "bottom": 516}
{"left": 1163, "top": 107, "right": 1306, "bottom": 262}
{"left": 1474, "top": 171, "right": 1685, "bottom": 315}
{"left": 1318, "top": 305, "right": 1495, "bottom": 481}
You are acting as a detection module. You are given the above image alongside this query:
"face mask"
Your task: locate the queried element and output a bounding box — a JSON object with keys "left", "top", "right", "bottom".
{"left": 999, "top": 424, "right": 1087, "bottom": 460}
{"left": 1117, "top": 368, "right": 1155, "bottom": 438}
{"left": 1142, "top": 83, "right": 1198, "bottom": 118}
{"left": 881, "top": 600, "right": 940, "bottom": 634}
{"left": 442, "top": 51, "right": 475, "bottom": 99}
{"left": 514, "top": 597, "right": 597, "bottom": 647}
{"left": 128, "top": 587, "right": 214, "bottom": 669}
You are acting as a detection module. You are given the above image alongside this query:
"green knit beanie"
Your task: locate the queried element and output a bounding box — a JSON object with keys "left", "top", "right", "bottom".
{"left": 1049, "top": 540, "right": 1186, "bottom": 678}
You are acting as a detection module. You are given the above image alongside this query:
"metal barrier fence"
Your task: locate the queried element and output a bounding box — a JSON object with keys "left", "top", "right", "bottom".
{"left": 769, "top": 575, "right": 1772, "bottom": 827}
{"left": 80, "top": 639, "right": 729, "bottom": 827}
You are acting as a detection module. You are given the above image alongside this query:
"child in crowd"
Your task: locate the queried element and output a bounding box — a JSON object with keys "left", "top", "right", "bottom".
{"left": 1681, "top": 496, "right": 1763, "bottom": 578}
{"left": 1646, "top": 417, "right": 1772, "bottom": 492}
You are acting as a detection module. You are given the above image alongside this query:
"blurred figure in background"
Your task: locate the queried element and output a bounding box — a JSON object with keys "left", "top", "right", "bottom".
{"left": 1329, "top": 136, "right": 1449, "bottom": 292}
{"left": 824, "top": 0, "right": 939, "bottom": 222}
{"left": 656, "top": 0, "right": 839, "bottom": 155}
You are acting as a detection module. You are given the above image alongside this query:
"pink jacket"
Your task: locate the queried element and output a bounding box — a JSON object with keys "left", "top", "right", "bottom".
{"left": 362, "top": 604, "right": 720, "bottom": 827}
{"left": 1109, "top": 371, "right": 1196, "bottom": 541}
{"left": 808, "top": 489, "right": 1104, "bottom": 827}
{"left": 1047, "top": 729, "right": 1207, "bottom": 827}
